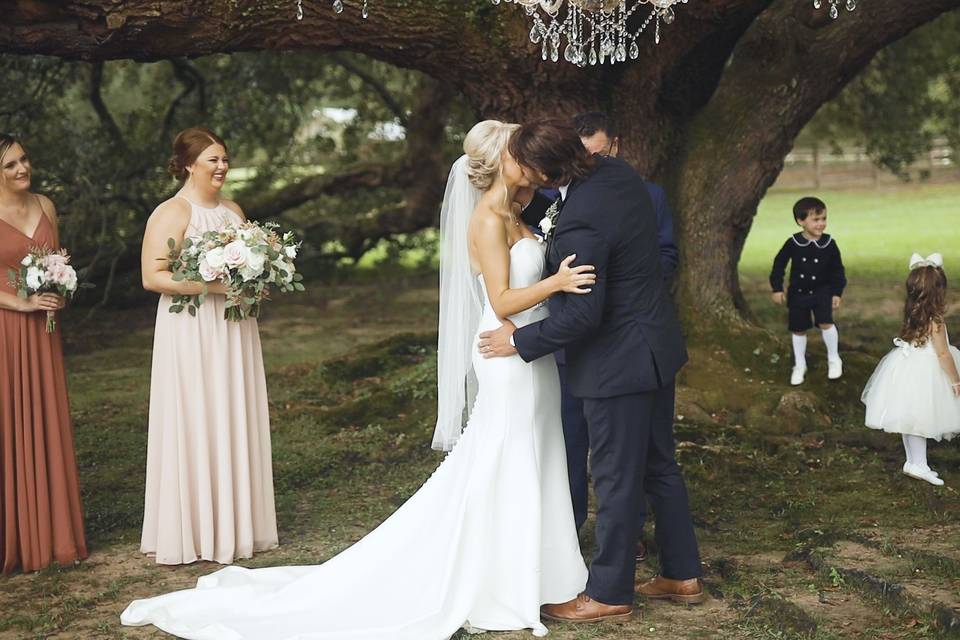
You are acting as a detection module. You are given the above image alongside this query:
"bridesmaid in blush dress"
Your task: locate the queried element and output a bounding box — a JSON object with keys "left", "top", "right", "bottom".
{"left": 0, "top": 134, "right": 87, "bottom": 573}
{"left": 138, "top": 127, "right": 277, "bottom": 565}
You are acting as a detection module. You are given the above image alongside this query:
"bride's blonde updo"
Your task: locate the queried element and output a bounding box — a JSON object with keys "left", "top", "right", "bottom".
{"left": 463, "top": 120, "right": 520, "bottom": 191}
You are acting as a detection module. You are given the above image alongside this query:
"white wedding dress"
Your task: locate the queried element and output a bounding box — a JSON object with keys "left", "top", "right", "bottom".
{"left": 120, "top": 236, "right": 588, "bottom": 639}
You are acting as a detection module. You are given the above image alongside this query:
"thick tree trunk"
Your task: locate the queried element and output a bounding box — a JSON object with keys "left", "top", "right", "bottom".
{"left": 2, "top": 0, "right": 958, "bottom": 326}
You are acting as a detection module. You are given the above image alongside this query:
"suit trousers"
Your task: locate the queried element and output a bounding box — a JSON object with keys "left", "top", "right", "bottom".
{"left": 581, "top": 382, "right": 701, "bottom": 605}
{"left": 557, "top": 363, "right": 648, "bottom": 534}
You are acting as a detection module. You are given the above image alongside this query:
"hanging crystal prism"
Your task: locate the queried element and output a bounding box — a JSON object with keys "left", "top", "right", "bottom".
{"left": 530, "top": 24, "right": 543, "bottom": 43}
{"left": 815, "top": 0, "right": 857, "bottom": 19}
{"left": 491, "top": 0, "right": 688, "bottom": 66}
{"left": 296, "top": 1, "right": 372, "bottom": 20}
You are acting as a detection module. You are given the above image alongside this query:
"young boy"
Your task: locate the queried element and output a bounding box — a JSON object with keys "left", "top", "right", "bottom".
{"left": 770, "top": 197, "right": 847, "bottom": 385}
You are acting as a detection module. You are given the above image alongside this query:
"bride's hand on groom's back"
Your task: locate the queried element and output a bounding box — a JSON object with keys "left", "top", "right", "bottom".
{"left": 551, "top": 254, "right": 595, "bottom": 294}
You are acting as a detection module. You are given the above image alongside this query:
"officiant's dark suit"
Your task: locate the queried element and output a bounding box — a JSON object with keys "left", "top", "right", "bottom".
{"left": 513, "top": 154, "right": 701, "bottom": 606}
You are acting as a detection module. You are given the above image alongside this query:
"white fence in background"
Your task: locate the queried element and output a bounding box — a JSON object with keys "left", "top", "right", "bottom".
{"left": 775, "top": 138, "right": 959, "bottom": 190}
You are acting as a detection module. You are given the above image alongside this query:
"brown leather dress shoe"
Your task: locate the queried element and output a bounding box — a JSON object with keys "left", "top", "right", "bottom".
{"left": 636, "top": 575, "right": 706, "bottom": 605}
{"left": 540, "top": 592, "right": 633, "bottom": 623}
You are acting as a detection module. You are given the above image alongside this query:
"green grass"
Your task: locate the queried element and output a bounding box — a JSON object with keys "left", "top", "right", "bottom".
{"left": 741, "top": 182, "right": 960, "bottom": 280}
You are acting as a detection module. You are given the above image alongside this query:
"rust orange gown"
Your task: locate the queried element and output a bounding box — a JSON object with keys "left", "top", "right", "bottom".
{"left": 0, "top": 210, "right": 87, "bottom": 573}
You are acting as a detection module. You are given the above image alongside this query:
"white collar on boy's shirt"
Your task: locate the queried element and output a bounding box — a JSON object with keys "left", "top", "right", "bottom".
{"left": 791, "top": 233, "right": 833, "bottom": 249}
{"left": 558, "top": 183, "right": 571, "bottom": 202}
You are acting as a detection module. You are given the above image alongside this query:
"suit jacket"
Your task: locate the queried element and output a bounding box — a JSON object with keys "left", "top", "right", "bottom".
{"left": 524, "top": 184, "right": 678, "bottom": 279}
{"left": 645, "top": 181, "right": 679, "bottom": 280}
{"left": 513, "top": 157, "right": 688, "bottom": 398}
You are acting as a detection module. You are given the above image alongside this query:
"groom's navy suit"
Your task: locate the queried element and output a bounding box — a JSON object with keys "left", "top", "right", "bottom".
{"left": 513, "top": 157, "right": 700, "bottom": 605}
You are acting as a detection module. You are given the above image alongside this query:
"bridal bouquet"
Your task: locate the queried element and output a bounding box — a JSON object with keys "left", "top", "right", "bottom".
{"left": 8, "top": 247, "right": 81, "bottom": 333}
{"left": 167, "top": 221, "right": 304, "bottom": 321}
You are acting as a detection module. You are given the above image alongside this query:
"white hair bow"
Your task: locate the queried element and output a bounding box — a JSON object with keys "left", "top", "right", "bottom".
{"left": 909, "top": 252, "right": 943, "bottom": 270}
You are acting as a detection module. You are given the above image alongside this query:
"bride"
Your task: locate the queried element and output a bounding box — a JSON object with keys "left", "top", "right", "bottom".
{"left": 120, "top": 120, "right": 595, "bottom": 639}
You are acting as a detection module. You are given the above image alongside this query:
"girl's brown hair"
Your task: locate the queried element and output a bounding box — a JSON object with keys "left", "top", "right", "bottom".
{"left": 168, "top": 127, "right": 227, "bottom": 181}
{"left": 899, "top": 265, "right": 948, "bottom": 346}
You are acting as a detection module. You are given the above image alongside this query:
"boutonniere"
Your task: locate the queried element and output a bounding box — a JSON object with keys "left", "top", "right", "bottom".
{"left": 539, "top": 200, "right": 560, "bottom": 241}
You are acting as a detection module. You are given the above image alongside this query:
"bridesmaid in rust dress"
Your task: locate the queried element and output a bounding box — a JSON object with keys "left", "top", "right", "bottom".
{"left": 0, "top": 134, "right": 87, "bottom": 573}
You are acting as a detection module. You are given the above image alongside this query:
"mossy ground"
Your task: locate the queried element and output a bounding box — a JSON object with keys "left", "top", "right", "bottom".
{"left": 1, "top": 185, "right": 959, "bottom": 639}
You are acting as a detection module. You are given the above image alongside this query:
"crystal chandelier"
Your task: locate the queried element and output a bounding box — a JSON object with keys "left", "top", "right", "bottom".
{"left": 491, "top": 0, "right": 688, "bottom": 67}
{"left": 814, "top": 0, "right": 856, "bottom": 20}
{"left": 296, "top": 0, "right": 370, "bottom": 20}
{"left": 301, "top": 0, "right": 858, "bottom": 67}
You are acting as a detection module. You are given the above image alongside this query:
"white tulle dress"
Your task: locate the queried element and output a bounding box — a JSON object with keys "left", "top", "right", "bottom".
{"left": 120, "top": 237, "right": 588, "bottom": 639}
{"left": 862, "top": 330, "right": 960, "bottom": 442}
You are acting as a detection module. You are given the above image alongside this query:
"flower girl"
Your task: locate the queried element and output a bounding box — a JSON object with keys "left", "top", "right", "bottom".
{"left": 861, "top": 253, "right": 960, "bottom": 486}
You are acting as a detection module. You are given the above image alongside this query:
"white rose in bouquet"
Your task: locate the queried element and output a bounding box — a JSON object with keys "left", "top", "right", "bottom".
{"left": 284, "top": 245, "right": 298, "bottom": 259}
{"left": 62, "top": 267, "right": 78, "bottom": 291}
{"left": 25, "top": 266, "right": 45, "bottom": 290}
{"left": 205, "top": 246, "right": 227, "bottom": 270}
{"left": 241, "top": 251, "right": 266, "bottom": 279}
{"left": 223, "top": 240, "right": 248, "bottom": 268}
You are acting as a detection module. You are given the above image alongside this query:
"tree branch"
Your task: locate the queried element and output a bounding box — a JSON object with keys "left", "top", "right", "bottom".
{"left": 329, "top": 53, "right": 409, "bottom": 127}
{"left": 88, "top": 61, "right": 126, "bottom": 151}
{"left": 243, "top": 162, "right": 405, "bottom": 221}
{"left": 161, "top": 57, "right": 206, "bottom": 137}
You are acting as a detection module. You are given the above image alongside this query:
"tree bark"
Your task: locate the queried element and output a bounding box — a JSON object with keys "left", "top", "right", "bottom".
{"left": 2, "top": 0, "right": 958, "bottom": 325}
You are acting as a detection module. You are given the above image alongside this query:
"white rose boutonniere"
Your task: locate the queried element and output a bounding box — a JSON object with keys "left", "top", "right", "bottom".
{"left": 539, "top": 216, "right": 553, "bottom": 236}
{"left": 539, "top": 199, "right": 561, "bottom": 243}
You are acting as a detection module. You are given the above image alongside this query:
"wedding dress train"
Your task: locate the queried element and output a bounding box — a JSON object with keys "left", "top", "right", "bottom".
{"left": 121, "top": 237, "right": 587, "bottom": 639}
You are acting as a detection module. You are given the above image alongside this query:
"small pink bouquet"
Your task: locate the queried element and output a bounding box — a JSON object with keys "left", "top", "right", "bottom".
{"left": 7, "top": 247, "right": 80, "bottom": 333}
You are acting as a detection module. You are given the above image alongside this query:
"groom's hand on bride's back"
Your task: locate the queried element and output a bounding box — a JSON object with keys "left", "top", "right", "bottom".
{"left": 478, "top": 320, "right": 518, "bottom": 359}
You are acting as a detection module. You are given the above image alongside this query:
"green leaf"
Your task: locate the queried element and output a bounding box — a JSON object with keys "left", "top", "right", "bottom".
{"left": 167, "top": 237, "right": 176, "bottom": 250}
{"left": 171, "top": 272, "right": 184, "bottom": 282}
{"left": 169, "top": 304, "right": 184, "bottom": 313}
{"left": 293, "top": 283, "right": 305, "bottom": 291}
{"left": 188, "top": 305, "right": 197, "bottom": 317}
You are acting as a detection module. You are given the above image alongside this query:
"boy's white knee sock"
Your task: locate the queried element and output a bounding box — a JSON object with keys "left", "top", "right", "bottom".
{"left": 822, "top": 325, "right": 840, "bottom": 361}
{"left": 792, "top": 334, "right": 808, "bottom": 369}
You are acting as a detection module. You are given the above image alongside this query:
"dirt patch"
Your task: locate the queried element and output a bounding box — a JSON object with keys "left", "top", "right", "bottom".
{"left": 791, "top": 588, "right": 894, "bottom": 637}
{"left": 829, "top": 540, "right": 906, "bottom": 575}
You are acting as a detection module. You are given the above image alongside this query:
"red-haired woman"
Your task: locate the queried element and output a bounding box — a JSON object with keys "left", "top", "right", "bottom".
{"left": 138, "top": 128, "right": 277, "bottom": 565}
{"left": 0, "top": 134, "right": 87, "bottom": 573}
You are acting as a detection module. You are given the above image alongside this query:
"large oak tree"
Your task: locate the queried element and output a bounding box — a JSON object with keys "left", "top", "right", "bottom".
{"left": 2, "top": 0, "right": 958, "bottom": 326}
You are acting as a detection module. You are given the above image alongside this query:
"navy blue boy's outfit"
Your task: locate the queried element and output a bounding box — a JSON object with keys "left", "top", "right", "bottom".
{"left": 769, "top": 233, "right": 847, "bottom": 332}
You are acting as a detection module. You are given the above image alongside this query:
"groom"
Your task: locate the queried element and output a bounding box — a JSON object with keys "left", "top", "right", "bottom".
{"left": 479, "top": 119, "right": 702, "bottom": 621}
